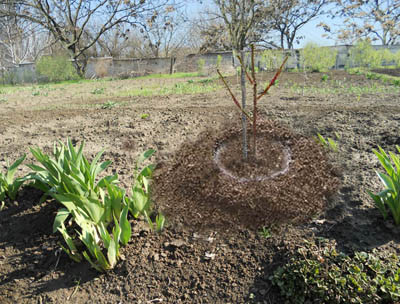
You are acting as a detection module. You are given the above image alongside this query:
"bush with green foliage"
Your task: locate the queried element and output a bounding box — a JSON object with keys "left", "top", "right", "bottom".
{"left": 271, "top": 239, "right": 400, "bottom": 304}
{"left": 36, "top": 55, "right": 80, "bottom": 83}
{"left": 394, "top": 51, "right": 400, "bottom": 68}
{"left": 261, "top": 49, "right": 285, "bottom": 71}
{"left": 300, "top": 43, "right": 337, "bottom": 72}
{"left": 197, "top": 58, "right": 206, "bottom": 76}
{"left": 378, "top": 48, "right": 395, "bottom": 66}
{"left": 348, "top": 40, "right": 388, "bottom": 69}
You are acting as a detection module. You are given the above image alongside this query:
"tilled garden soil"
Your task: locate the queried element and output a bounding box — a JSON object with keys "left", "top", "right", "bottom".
{"left": 1, "top": 70, "right": 400, "bottom": 303}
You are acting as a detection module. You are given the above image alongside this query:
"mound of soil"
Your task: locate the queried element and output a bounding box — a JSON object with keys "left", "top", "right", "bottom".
{"left": 371, "top": 68, "right": 400, "bottom": 77}
{"left": 154, "top": 120, "right": 340, "bottom": 231}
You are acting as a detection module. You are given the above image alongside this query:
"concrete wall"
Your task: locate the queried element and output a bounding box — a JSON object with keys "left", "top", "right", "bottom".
{"left": 0, "top": 62, "right": 37, "bottom": 84}
{"left": 2, "top": 45, "right": 400, "bottom": 84}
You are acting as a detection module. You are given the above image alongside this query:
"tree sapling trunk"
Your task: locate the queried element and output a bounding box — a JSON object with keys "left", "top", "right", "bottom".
{"left": 240, "top": 50, "right": 248, "bottom": 160}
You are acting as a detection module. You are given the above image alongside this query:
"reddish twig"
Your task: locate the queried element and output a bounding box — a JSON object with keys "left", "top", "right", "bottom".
{"left": 257, "top": 56, "right": 288, "bottom": 101}
{"left": 217, "top": 69, "right": 252, "bottom": 121}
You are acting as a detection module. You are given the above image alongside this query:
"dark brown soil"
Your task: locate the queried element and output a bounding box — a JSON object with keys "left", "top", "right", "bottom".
{"left": 372, "top": 68, "right": 400, "bottom": 77}
{"left": 1, "top": 70, "right": 400, "bottom": 303}
{"left": 154, "top": 120, "right": 339, "bottom": 230}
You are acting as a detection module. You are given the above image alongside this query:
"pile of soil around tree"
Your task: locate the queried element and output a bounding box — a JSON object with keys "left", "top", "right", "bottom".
{"left": 153, "top": 120, "right": 340, "bottom": 231}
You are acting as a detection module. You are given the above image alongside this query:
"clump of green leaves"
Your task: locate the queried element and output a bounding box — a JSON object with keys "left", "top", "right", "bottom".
{"left": 101, "top": 100, "right": 117, "bottom": 109}
{"left": 315, "top": 133, "right": 340, "bottom": 152}
{"left": 368, "top": 145, "right": 400, "bottom": 225}
{"left": 259, "top": 226, "right": 271, "bottom": 239}
{"left": 0, "top": 155, "right": 26, "bottom": 210}
{"left": 301, "top": 43, "right": 337, "bottom": 72}
{"left": 140, "top": 113, "right": 149, "bottom": 119}
{"left": 27, "top": 139, "right": 159, "bottom": 271}
{"left": 321, "top": 74, "right": 329, "bottom": 82}
{"left": 91, "top": 87, "right": 105, "bottom": 95}
{"left": 271, "top": 239, "right": 400, "bottom": 304}
{"left": 347, "top": 40, "right": 395, "bottom": 69}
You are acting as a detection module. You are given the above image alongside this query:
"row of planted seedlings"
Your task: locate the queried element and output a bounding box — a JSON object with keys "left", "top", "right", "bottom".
{"left": 0, "top": 139, "right": 164, "bottom": 272}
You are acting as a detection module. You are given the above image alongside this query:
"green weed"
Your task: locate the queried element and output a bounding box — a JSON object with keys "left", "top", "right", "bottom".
{"left": 0, "top": 154, "right": 26, "bottom": 209}
{"left": 91, "top": 88, "right": 105, "bottom": 95}
{"left": 271, "top": 239, "right": 400, "bottom": 304}
{"left": 368, "top": 145, "right": 400, "bottom": 225}
{"left": 259, "top": 227, "right": 272, "bottom": 239}
{"left": 315, "top": 133, "right": 339, "bottom": 152}
{"left": 101, "top": 101, "right": 117, "bottom": 109}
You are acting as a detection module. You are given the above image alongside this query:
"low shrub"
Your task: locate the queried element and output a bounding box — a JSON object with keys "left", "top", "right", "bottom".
{"left": 300, "top": 43, "right": 337, "bottom": 72}
{"left": 197, "top": 58, "right": 206, "bottom": 76}
{"left": 271, "top": 239, "right": 400, "bottom": 304}
{"left": 348, "top": 40, "right": 384, "bottom": 69}
{"left": 36, "top": 55, "right": 80, "bottom": 83}
{"left": 261, "top": 49, "right": 285, "bottom": 71}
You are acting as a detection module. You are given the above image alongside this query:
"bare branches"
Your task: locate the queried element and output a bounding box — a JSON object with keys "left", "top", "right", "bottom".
{"left": 325, "top": 0, "right": 400, "bottom": 45}
{"left": 217, "top": 46, "right": 288, "bottom": 157}
{"left": 0, "top": 0, "right": 175, "bottom": 75}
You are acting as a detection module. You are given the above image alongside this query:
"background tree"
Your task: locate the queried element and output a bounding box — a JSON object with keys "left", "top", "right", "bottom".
{"left": 322, "top": 0, "right": 400, "bottom": 45}
{"left": 0, "top": 3, "right": 50, "bottom": 68}
{"left": 139, "top": 5, "right": 189, "bottom": 58}
{"left": 260, "top": 0, "right": 330, "bottom": 49}
{"left": 0, "top": 0, "right": 173, "bottom": 76}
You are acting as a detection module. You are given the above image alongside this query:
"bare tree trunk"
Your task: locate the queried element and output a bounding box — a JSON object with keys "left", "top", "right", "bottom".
{"left": 240, "top": 50, "right": 248, "bottom": 160}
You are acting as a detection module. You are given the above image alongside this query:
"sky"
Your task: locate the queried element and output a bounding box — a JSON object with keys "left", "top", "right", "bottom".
{"left": 185, "top": 0, "right": 339, "bottom": 49}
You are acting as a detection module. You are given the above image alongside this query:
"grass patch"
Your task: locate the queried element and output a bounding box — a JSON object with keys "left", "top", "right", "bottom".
{"left": 347, "top": 67, "right": 400, "bottom": 86}
{"left": 135, "top": 72, "right": 201, "bottom": 80}
{"left": 118, "top": 80, "right": 221, "bottom": 97}
{"left": 287, "top": 82, "right": 400, "bottom": 96}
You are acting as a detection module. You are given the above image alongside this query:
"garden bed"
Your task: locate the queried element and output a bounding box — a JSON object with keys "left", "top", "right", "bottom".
{"left": 1, "top": 70, "right": 400, "bottom": 303}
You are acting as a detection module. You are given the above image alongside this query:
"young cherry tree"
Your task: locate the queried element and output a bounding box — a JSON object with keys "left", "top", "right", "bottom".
{"left": 217, "top": 45, "right": 287, "bottom": 158}
{"left": 213, "top": 0, "right": 265, "bottom": 159}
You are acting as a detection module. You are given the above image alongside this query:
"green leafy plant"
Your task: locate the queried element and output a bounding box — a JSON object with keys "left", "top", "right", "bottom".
{"left": 36, "top": 55, "right": 80, "bottom": 83}
{"left": 140, "top": 113, "right": 149, "bottom": 119}
{"left": 27, "top": 139, "right": 158, "bottom": 271}
{"left": 315, "top": 133, "right": 339, "bottom": 152}
{"left": 101, "top": 101, "right": 116, "bottom": 109}
{"left": 347, "top": 40, "right": 384, "bottom": 69}
{"left": 27, "top": 139, "right": 118, "bottom": 202}
{"left": 259, "top": 226, "right": 271, "bottom": 239}
{"left": 125, "top": 149, "right": 155, "bottom": 222}
{"left": 301, "top": 43, "right": 337, "bottom": 72}
{"left": 155, "top": 213, "right": 166, "bottom": 232}
{"left": 271, "top": 239, "right": 400, "bottom": 304}
{"left": 0, "top": 154, "right": 26, "bottom": 209}
{"left": 197, "top": 58, "right": 206, "bottom": 76}
{"left": 216, "top": 55, "right": 222, "bottom": 70}
{"left": 91, "top": 87, "right": 105, "bottom": 95}
{"left": 368, "top": 145, "right": 400, "bottom": 225}
{"left": 321, "top": 74, "right": 329, "bottom": 82}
